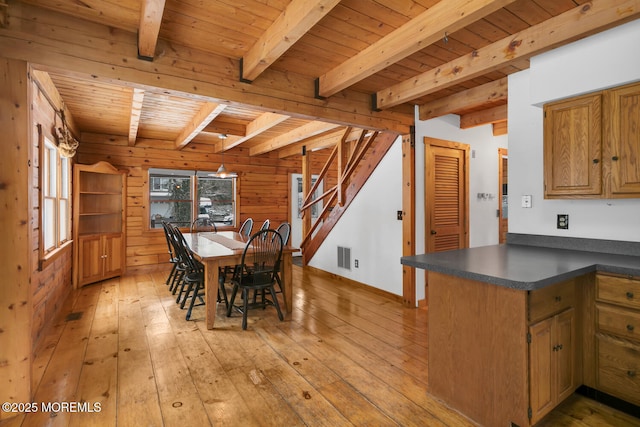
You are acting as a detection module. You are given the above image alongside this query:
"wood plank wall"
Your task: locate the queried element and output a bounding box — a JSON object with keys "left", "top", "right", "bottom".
{"left": 76, "top": 137, "right": 336, "bottom": 273}
{"left": 30, "top": 76, "right": 73, "bottom": 353}
{"left": 0, "top": 58, "right": 32, "bottom": 419}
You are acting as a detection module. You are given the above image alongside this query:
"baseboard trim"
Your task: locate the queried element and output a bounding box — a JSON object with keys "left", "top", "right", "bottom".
{"left": 302, "top": 265, "right": 403, "bottom": 303}
{"left": 576, "top": 386, "right": 640, "bottom": 419}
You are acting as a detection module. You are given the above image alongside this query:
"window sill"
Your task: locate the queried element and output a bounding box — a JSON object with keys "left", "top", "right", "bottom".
{"left": 39, "top": 240, "right": 73, "bottom": 271}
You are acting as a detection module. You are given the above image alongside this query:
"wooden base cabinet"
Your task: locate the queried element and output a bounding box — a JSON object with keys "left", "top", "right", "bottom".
{"left": 77, "top": 234, "right": 124, "bottom": 287}
{"left": 529, "top": 308, "right": 576, "bottom": 424}
{"left": 427, "top": 272, "right": 579, "bottom": 427}
{"left": 595, "top": 273, "right": 640, "bottom": 405}
{"left": 73, "top": 162, "right": 126, "bottom": 288}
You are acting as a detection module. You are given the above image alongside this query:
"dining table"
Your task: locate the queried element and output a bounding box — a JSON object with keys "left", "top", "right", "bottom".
{"left": 183, "top": 231, "right": 295, "bottom": 329}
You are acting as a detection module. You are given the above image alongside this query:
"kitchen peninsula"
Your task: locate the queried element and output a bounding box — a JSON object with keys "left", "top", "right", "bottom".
{"left": 401, "top": 234, "right": 640, "bottom": 427}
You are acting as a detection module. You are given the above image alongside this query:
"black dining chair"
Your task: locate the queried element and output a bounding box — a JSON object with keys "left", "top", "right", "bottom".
{"left": 238, "top": 217, "right": 254, "bottom": 238}
{"left": 170, "top": 226, "right": 206, "bottom": 319}
{"left": 191, "top": 217, "right": 217, "bottom": 232}
{"left": 226, "top": 229, "right": 284, "bottom": 330}
{"left": 273, "top": 222, "right": 291, "bottom": 295}
{"left": 161, "top": 221, "right": 180, "bottom": 287}
{"left": 219, "top": 217, "right": 255, "bottom": 294}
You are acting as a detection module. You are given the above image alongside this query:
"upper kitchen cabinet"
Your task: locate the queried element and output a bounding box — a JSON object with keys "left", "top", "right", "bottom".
{"left": 606, "top": 83, "right": 640, "bottom": 196}
{"left": 544, "top": 93, "right": 602, "bottom": 198}
{"left": 544, "top": 82, "right": 640, "bottom": 199}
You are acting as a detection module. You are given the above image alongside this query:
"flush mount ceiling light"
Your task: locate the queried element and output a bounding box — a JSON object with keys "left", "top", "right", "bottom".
{"left": 211, "top": 134, "right": 238, "bottom": 178}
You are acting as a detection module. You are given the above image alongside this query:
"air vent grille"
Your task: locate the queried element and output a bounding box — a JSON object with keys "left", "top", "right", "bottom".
{"left": 337, "top": 246, "right": 351, "bottom": 270}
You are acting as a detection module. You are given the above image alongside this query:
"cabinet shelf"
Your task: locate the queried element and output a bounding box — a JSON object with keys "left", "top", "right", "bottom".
{"left": 79, "top": 191, "right": 122, "bottom": 195}
{"left": 79, "top": 212, "right": 121, "bottom": 216}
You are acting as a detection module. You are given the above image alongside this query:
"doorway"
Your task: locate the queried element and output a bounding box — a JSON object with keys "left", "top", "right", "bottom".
{"left": 290, "top": 173, "right": 322, "bottom": 256}
{"left": 498, "top": 148, "right": 508, "bottom": 244}
{"left": 424, "top": 138, "right": 470, "bottom": 253}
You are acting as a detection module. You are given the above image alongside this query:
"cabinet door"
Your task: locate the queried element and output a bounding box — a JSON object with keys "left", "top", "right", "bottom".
{"left": 78, "top": 235, "right": 103, "bottom": 286}
{"left": 529, "top": 317, "right": 554, "bottom": 424}
{"left": 529, "top": 308, "right": 576, "bottom": 425}
{"left": 544, "top": 94, "right": 602, "bottom": 197}
{"left": 607, "top": 82, "right": 640, "bottom": 196}
{"left": 556, "top": 308, "right": 576, "bottom": 403}
{"left": 103, "top": 234, "right": 123, "bottom": 279}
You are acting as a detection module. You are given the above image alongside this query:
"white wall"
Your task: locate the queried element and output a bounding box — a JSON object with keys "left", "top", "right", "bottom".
{"left": 308, "top": 19, "right": 640, "bottom": 302}
{"left": 509, "top": 20, "right": 640, "bottom": 242}
{"left": 413, "top": 114, "right": 508, "bottom": 300}
{"left": 308, "top": 137, "right": 404, "bottom": 296}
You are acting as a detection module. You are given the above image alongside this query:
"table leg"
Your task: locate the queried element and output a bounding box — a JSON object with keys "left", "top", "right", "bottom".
{"left": 282, "top": 252, "right": 292, "bottom": 313}
{"left": 205, "top": 259, "right": 220, "bottom": 329}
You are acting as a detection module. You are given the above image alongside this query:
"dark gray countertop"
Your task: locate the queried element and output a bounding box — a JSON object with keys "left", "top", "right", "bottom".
{"left": 400, "top": 243, "right": 640, "bottom": 290}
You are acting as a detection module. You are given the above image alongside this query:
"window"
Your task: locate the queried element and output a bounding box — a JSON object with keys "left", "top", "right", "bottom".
{"left": 148, "top": 168, "right": 237, "bottom": 229}
{"left": 41, "top": 132, "right": 71, "bottom": 255}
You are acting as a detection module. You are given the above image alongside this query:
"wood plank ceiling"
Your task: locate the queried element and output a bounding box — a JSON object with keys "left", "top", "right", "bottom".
{"left": 14, "top": 0, "right": 640, "bottom": 157}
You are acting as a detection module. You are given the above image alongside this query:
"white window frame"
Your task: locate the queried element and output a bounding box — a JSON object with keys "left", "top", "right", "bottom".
{"left": 39, "top": 125, "right": 72, "bottom": 265}
{"left": 147, "top": 168, "right": 238, "bottom": 230}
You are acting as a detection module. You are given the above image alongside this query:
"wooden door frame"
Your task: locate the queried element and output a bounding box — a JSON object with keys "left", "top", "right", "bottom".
{"left": 424, "top": 137, "right": 470, "bottom": 252}
{"left": 401, "top": 132, "right": 415, "bottom": 307}
{"left": 498, "top": 148, "right": 508, "bottom": 244}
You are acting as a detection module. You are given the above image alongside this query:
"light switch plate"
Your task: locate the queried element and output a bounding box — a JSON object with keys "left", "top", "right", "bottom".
{"left": 521, "top": 195, "right": 532, "bottom": 208}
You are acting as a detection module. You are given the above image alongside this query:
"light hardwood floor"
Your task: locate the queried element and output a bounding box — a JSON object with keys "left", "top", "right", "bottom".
{"left": 2, "top": 266, "right": 639, "bottom": 427}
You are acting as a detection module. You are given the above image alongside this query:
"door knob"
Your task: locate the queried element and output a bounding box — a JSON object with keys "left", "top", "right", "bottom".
{"left": 430, "top": 230, "right": 437, "bottom": 235}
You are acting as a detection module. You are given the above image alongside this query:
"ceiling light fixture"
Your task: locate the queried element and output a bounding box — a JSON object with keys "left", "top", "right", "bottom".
{"left": 211, "top": 134, "right": 238, "bottom": 178}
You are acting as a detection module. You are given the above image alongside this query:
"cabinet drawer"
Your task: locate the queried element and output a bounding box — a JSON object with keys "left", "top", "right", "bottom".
{"left": 529, "top": 280, "right": 575, "bottom": 323}
{"left": 597, "top": 274, "right": 640, "bottom": 310}
{"left": 596, "top": 304, "right": 640, "bottom": 341}
{"left": 597, "top": 334, "right": 640, "bottom": 406}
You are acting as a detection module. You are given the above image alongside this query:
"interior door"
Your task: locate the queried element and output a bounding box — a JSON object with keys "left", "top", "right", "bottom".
{"left": 498, "top": 148, "right": 508, "bottom": 244}
{"left": 425, "top": 138, "right": 469, "bottom": 253}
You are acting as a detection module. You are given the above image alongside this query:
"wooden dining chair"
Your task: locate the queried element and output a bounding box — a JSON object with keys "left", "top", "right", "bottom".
{"left": 190, "top": 217, "right": 217, "bottom": 232}
{"left": 238, "top": 217, "right": 253, "bottom": 237}
{"left": 161, "top": 221, "right": 180, "bottom": 287}
{"left": 273, "top": 222, "right": 291, "bottom": 295}
{"left": 226, "top": 229, "right": 284, "bottom": 330}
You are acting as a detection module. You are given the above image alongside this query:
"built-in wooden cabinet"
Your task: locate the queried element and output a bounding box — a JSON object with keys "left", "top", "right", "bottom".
{"left": 544, "top": 81, "right": 640, "bottom": 199}
{"left": 73, "top": 161, "right": 126, "bottom": 287}
{"left": 606, "top": 84, "right": 640, "bottom": 196}
{"left": 543, "top": 93, "right": 602, "bottom": 197}
{"left": 595, "top": 273, "right": 640, "bottom": 405}
{"left": 528, "top": 280, "right": 577, "bottom": 424}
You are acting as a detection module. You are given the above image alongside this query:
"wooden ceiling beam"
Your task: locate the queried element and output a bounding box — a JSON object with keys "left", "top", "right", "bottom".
{"left": 1, "top": 3, "right": 413, "bottom": 134}
{"left": 419, "top": 77, "right": 507, "bottom": 121}
{"left": 249, "top": 120, "right": 341, "bottom": 156}
{"left": 203, "top": 120, "right": 247, "bottom": 137}
{"left": 493, "top": 121, "right": 508, "bottom": 136}
{"left": 278, "top": 127, "right": 363, "bottom": 158}
{"left": 375, "top": 0, "right": 640, "bottom": 109}
{"left": 128, "top": 88, "right": 145, "bottom": 146}
{"left": 221, "top": 112, "right": 290, "bottom": 152}
{"left": 459, "top": 104, "right": 507, "bottom": 129}
{"left": 241, "top": 0, "right": 340, "bottom": 82}
{"left": 317, "top": 0, "right": 514, "bottom": 98}
{"left": 137, "top": 0, "right": 166, "bottom": 60}
{"left": 175, "top": 102, "right": 227, "bottom": 150}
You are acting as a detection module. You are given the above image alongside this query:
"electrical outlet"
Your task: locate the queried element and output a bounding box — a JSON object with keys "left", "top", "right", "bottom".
{"left": 521, "top": 195, "right": 532, "bottom": 208}
{"left": 557, "top": 214, "right": 569, "bottom": 229}
{"left": 355, "top": 259, "right": 359, "bottom": 268}
{"left": 397, "top": 210, "right": 403, "bottom": 220}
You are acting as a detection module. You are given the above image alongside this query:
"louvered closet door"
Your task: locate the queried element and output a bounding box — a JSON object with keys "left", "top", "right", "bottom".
{"left": 425, "top": 140, "right": 469, "bottom": 253}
